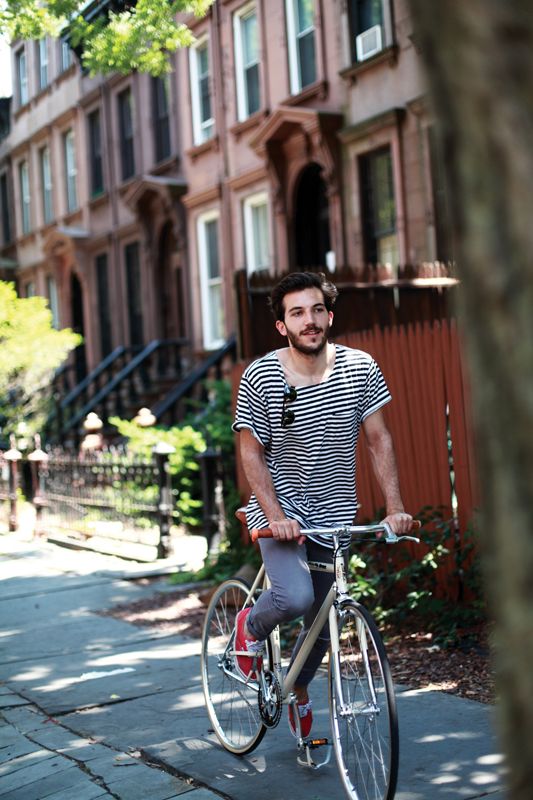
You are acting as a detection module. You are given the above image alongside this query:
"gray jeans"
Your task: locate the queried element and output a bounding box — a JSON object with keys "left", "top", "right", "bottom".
{"left": 247, "top": 537, "right": 337, "bottom": 688}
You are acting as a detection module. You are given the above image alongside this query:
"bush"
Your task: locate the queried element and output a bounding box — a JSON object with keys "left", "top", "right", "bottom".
{"left": 347, "top": 507, "right": 486, "bottom": 646}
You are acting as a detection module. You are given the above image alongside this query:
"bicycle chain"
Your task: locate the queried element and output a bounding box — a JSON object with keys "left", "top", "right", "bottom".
{"left": 258, "top": 670, "right": 282, "bottom": 728}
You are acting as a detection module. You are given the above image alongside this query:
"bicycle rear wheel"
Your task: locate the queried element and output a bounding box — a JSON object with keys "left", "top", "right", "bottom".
{"left": 201, "top": 579, "right": 266, "bottom": 755}
{"left": 329, "top": 600, "right": 399, "bottom": 800}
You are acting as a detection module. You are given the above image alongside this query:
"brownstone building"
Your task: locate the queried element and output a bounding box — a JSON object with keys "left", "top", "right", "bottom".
{"left": 0, "top": 0, "right": 451, "bottom": 380}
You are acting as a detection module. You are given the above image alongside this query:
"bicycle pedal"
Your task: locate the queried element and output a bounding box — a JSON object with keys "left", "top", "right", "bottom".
{"left": 297, "top": 738, "right": 333, "bottom": 770}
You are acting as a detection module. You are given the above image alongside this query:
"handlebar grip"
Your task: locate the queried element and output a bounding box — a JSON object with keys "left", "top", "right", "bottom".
{"left": 250, "top": 528, "right": 273, "bottom": 542}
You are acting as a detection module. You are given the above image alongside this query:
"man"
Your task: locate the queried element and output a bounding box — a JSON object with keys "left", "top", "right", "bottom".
{"left": 232, "top": 271, "right": 412, "bottom": 738}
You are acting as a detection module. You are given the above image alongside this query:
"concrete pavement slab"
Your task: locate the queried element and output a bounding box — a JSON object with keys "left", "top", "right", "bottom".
{"left": 0, "top": 530, "right": 508, "bottom": 798}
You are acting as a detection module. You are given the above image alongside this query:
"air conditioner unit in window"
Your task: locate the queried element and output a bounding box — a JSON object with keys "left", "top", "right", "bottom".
{"left": 355, "top": 24, "right": 383, "bottom": 62}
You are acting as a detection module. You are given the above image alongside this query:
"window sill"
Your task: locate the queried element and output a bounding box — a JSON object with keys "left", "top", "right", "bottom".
{"left": 63, "top": 209, "right": 83, "bottom": 226}
{"left": 151, "top": 155, "right": 179, "bottom": 174}
{"left": 230, "top": 109, "right": 269, "bottom": 141}
{"left": 339, "top": 45, "right": 399, "bottom": 85}
{"left": 16, "top": 230, "right": 37, "bottom": 246}
{"left": 54, "top": 63, "right": 78, "bottom": 88}
{"left": 186, "top": 135, "right": 219, "bottom": 162}
{"left": 281, "top": 79, "right": 328, "bottom": 107}
{"left": 118, "top": 175, "right": 139, "bottom": 194}
{"left": 89, "top": 191, "right": 109, "bottom": 209}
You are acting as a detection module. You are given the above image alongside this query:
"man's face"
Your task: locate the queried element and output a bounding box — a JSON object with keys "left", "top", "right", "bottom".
{"left": 275, "top": 287, "right": 333, "bottom": 356}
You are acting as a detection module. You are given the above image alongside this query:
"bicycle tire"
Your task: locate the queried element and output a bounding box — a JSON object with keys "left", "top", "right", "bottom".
{"left": 201, "top": 578, "right": 267, "bottom": 755}
{"left": 329, "top": 600, "right": 399, "bottom": 800}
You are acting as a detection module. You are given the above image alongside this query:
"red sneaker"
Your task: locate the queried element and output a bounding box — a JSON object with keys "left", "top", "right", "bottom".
{"left": 234, "top": 607, "right": 264, "bottom": 681}
{"left": 288, "top": 699, "right": 313, "bottom": 738}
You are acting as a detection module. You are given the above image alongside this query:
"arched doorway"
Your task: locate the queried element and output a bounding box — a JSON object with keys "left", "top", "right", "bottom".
{"left": 70, "top": 272, "right": 87, "bottom": 381}
{"left": 293, "top": 163, "right": 331, "bottom": 269}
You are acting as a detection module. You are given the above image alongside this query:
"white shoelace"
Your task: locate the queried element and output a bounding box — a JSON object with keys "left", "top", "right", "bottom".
{"left": 244, "top": 638, "right": 265, "bottom": 655}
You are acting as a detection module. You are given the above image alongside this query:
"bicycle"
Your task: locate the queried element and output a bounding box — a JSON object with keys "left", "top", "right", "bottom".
{"left": 200, "top": 519, "right": 421, "bottom": 800}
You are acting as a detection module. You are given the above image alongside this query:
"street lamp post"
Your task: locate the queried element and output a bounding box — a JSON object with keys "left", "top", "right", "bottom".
{"left": 152, "top": 441, "right": 175, "bottom": 559}
{"left": 28, "top": 434, "right": 49, "bottom": 538}
{"left": 3, "top": 435, "right": 22, "bottom": 532}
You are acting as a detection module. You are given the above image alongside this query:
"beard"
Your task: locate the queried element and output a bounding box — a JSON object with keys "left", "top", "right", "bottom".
{"left": 285, "top": 325, "right": 329, "bottom": 356}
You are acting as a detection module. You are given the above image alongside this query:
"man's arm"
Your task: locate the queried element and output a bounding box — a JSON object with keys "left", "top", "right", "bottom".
{"left": 239, "top": 428, "right": 302, "bottom": 541}
{"left": 362, "top": 409, "right": 413, "bottom": 533}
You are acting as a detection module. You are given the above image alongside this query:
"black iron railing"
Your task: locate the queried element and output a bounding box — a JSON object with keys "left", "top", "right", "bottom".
{"left": 59, "top": 338, "right": 188, "bottom": 441}
{"left": 153, "top": 336, "right": 237, "bottom": 426}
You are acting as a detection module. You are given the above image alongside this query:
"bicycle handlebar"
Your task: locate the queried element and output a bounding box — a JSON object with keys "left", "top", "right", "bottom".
{"left": 250, "top": 520, "right": 421, "bottom": 544}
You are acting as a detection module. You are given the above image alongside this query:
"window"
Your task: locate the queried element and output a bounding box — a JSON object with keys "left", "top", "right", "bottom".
{"left": 243, "top": 193, "right": 270, "bottom": 274}
{"left": 359, "top": 146, "right": 398, "bottom": 265}
{"left": 118, "top": 88, "right": 135, "bottom": 180}
{"left": 286, "top": 0, "right": 316, "bottom": 95}
{"left": 47, "top": 276, "right": 60, "bottom": 328}
{"left": 234, "top": 4, "right": 260, "bottom": 121}
{"left": 348, "top": 0, "right": 384, "bottom": 63}
{"left": 189, "top": 37, "right": 214, "bottom": 145}
{"left": 16, "top": 48, "right": 28, "bottom": 106}
{"left": 197, "top": 211, "right": 224, "bottom": 349}
{"left": 19, "top": 161, "right": 31, "bottom": 235}
{"left": 40, "top": 146, "right": 53, "bottom": 225}
{"left": 95, "top": 253, "right": 113, "bottom": 356}
{"left": 63, "top": 129, "right": 78, "bottom": 213}
{"left": 60, "top": 37, "right": 73, "bottom": 71}
{"left": 428, "top": 127, "right": 453, "bottom": 263}
{"left": 25, "top": 281, "right": 36, "bottom": 297}
{"left": 0, "top": 173, "right": 11, "bottom": 244}
{"left": 152, "top": 76, "right": 171, "bottom": 163}
{"left": 37, "top": 39, "right": 49, "bottom": 90}
{"left": 88, "top": 109, "right": 104, "bottom": 196}
{"left": 124, "top": 242, "right": 144, "bottom": 346}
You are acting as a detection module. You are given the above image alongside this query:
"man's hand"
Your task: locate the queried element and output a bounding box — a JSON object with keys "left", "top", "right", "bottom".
{"left": 382, "top": 511, "right": 414, "bottom": 534}
{"left": 270, "top": 518, "right": 305, "bottom": 545}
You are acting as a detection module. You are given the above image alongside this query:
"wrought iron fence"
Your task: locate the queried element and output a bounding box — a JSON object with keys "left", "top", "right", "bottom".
{"left": 40, "top": 450, "right": 175, "bottom": 560}
{"left": 0, "top": 455, "right": 10, "bottom": 533}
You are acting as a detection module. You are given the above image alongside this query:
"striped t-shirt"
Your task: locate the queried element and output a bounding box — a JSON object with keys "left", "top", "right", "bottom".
{"left": 232, "top": 344, "right": 391, "bottom": 548}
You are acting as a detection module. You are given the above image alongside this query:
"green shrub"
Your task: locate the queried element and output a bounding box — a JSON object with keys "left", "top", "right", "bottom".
{"left": 348, "top": 507, "right": 486, "bottom": 645}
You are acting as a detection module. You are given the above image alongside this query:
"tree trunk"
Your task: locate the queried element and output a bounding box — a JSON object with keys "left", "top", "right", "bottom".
{"left": 408, "top": 1, "right": 533, "bottom": 796}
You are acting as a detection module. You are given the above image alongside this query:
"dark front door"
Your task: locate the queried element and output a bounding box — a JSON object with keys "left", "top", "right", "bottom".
{"left": 70, "top": 272, "right": 87, "bottom": 381}
{"left": 293, "top": 163, "right": 331, "bottom": 269}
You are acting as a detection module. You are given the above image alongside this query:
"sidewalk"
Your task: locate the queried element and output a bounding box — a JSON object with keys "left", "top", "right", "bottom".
{"left": 0, "top": 529, "right": 508, "bottom": 800}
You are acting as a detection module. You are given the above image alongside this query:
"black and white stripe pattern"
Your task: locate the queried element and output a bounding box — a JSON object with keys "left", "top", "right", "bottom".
{"left": 233, "top": 344, "right": 391, "bottom": 548}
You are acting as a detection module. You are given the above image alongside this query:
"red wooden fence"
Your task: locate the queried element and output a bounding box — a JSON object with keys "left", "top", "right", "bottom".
{"left": 231, "top": 319, "right": 479, "bottom": 596}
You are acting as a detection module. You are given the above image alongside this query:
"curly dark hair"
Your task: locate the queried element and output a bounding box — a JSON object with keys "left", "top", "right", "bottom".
{"left": 269, "top": 272, "right": 338, "bottom": 321}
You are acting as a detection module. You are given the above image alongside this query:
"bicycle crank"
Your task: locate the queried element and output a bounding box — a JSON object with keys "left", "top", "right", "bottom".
{"left": 258, "top": 670, "right": 282, "bottom": 727}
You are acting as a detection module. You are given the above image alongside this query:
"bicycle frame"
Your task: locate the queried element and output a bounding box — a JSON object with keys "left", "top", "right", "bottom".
{"left": 234, "top": 532, "right": 350, "bottom": 702}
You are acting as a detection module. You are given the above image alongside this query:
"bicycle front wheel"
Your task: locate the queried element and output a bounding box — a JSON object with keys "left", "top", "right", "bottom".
{"left": 201, "top": 579, "right": 266, "bottom": 755}
{"left": 329, "top": 600, "right": 399, "bottom": 800}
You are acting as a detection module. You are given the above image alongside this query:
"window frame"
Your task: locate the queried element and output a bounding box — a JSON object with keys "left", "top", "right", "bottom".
{"left": 87, "top": 108, "right": 104, "bottom": 197}
{"left": 285, "top": 0, "right": 317, "bottom": 95}
{"left": 46, "top": 276, "right": 60, "bottom": 329}
{"left": 60, "top": 37, "right": 73, "bottom": 72}
{"left": 117, "top": 87, "right": 136, "bottom": 180}
{"left": 243, "top": 191, "right": 270, "bottom": 275}
{"left": 189, "top": 35, "right": 215, "bottom": 146}
{"left": 16, "top": 47, "right": 28, "bottom": 106}
{"left": 0, "top": 171, "right": 12, "bottom": 245}
{"left": 151, "top": 75, "right": 171, "bottom": 163}
{"left": 233, "top": 2, "right": 261, "bottom": 122}
{"left": 37, "top": 38, "right": 49, "bottom": 90}
{"left": 63, "top": 129, "right": 78, "bottom": 213}
{"left": 197, "top": 209, "right": 224, "bottom": 350}
{"left": 347, "top": 0, "right": 390, "bottom": 64}
{"left": 358, "top": 144, "right": 399, "bottom": 266}
{"left": 40, "top": 145, "right": 54, "bottom": 225}
{"left": 19, "top": 160, "right": 31, "bottom": 235}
